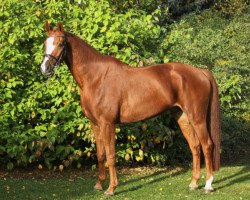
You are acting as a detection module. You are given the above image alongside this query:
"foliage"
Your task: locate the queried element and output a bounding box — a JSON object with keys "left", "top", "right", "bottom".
{"left": 0, "top": 0, "right": 249, "bottom": 170}
{"left": 0, "top": 0, "right": 166, "bottom": 170}
{"left": 108, "top": 0, "right": 215, "bottom": 15}
{"left": 215, "top": 0, "right": 248, "bottom": 17}
{"left": 116, "top": 113, "right": 190, "bottom": 166}
{"left": 160, "top": 9, "right": 250, "bottom": 118}
{"left": 108, "top": 0, "right": 215, "bottom": 25}
{"left": 159, "top": 8, "right": 250, "bottom": 158}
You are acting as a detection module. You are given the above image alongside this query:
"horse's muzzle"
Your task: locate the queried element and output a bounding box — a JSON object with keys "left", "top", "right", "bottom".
{"left": 40, "top": 61, "right": 54, "bottom": 77}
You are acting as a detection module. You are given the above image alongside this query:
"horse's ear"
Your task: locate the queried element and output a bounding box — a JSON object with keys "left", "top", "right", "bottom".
{"left": 45, "top": 21, "right": 52, "bottom": 33}
{"left": 57, "top": 22, "right": 64, "bottom": 33}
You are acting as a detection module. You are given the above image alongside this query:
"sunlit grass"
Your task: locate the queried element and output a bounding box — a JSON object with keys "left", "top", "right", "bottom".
{"left": 1, "top": 162, "right": 249, "bottom": 200}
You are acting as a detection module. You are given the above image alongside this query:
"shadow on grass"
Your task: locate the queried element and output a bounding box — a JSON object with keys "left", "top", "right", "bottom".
{"left": 214, "top": 135, "right": 250, "bottom": 190}
{"left": 115, "top": 154, "right": 250, "bottom": 195}
{"left": 116, "top": 167, "right": 188, "bottom": 195}
{"left": 0, "top": 167, "right": 189, "bottom": 199}
{"left": 214, "top": 163, "right": 250, "bottom": 190}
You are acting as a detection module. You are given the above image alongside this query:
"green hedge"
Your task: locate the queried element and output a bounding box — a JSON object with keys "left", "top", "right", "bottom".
{"left": 0, "top": 0, "right": 169, "bottom": 170}
{"left": 0, "top": 0, "right": 249, "bottom": 170}
{"left": 159, "top": 8, "right": 250, "bottom": 160}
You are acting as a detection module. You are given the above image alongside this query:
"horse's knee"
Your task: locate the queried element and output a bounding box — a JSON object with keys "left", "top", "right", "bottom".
{"left": 202, "top": 142, "right": 213, "bottom": 158}
{"left": 98, "top": 173, "right": 106, "bottom": 181}
{"left": 106, "top": 155, "right": 116, "bottom": 166}
{"left": 97, "top": 151, "right": 105, "bottom": 162}
{"left": 97, "top": 151, "right": 105, "bottom": 160}
{"left": 203, "top": 140, "right": 213, "bottom": 157}
{"left": 190, "top": 143, "right": 200, "bottom": 156}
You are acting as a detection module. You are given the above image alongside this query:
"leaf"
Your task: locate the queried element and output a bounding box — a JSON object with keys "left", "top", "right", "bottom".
{"left": 10, "top": 109, "right": 15, "bottom": 117}
{"left": 7, "top": 162, "right": 14, "bottom": 171}
{"left": 78, "top": 124, "right": 84, "bottom": 130}
{"left": 40, "top": 132, "right": 46, "bottom": 137}
{"left": 31, "top": 111, "right": 36, "bottom": 119}
{"left": 56, "top": 146, "right": 66, "bottom": 155}
{"left": 91, "top": 164, "right": 96, "bottom": 170}
{"left": 139, "top": 149, "right": 144, "bottom": 158}
{"left": 135, "top": 156, "right": 141, "bottom": 162}
{"left": 92, "top": 24, "right": 98, "bottom": 33}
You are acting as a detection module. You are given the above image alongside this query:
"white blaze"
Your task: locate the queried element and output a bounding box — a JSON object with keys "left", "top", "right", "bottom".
{"left": 41, "top": 37, "right": 56, "bottom": 73}
{"left": 46, "top": 37, "right": 56, "bottom": 54}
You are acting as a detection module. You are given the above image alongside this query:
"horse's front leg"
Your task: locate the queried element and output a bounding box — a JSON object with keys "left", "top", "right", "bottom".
{"left": 100, "top": 122, "right": 117, "bottom": 196}
{"left": 92, "top": 123, "right": 106, "bottom": 191}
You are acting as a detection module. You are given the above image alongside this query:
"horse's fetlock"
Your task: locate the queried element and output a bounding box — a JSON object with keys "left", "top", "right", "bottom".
{"left": 99, "top": 175, "right": 106, "bottom": 182}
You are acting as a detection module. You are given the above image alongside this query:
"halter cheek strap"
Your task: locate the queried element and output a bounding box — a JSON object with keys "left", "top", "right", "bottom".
{"left": 45, "top": 54, "right": 58, "bottom": 62}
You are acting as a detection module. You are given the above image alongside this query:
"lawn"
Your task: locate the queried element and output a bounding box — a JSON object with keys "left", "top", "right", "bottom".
{"left": 1, "top": 159, "right": 249, "bottom": 200}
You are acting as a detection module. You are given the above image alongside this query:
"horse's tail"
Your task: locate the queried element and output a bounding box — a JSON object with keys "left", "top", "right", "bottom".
{"left": 203, "top": 69, "right": 221, "bottom": 171}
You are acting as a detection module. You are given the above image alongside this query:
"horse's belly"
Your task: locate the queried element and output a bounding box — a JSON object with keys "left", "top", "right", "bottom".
{"left": 119, "top": 95, "right": 174, "bottom": 123}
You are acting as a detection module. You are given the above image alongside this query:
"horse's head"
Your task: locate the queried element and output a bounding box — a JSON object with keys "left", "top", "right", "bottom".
{"left": 40, "top": 22, "right": 67, "bottom": 77}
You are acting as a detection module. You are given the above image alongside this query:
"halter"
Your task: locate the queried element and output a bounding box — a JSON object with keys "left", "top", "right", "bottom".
{"left": 45, "top": 34, "right": 66, "bottom": 67}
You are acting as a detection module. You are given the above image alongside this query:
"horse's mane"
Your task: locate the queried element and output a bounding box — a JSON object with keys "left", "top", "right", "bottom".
{"left": 65, "top": 32, "right": 127, "bottom": 67}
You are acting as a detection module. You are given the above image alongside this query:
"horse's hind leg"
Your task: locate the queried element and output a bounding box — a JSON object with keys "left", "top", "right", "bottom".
{"left": 190, "top": 120, "right": 214, "bottom": 193}
{"left": 174, "top": 111, "right": 201, "bottom": 190}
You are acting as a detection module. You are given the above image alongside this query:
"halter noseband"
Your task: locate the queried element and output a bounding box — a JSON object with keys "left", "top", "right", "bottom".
{"left": 45, "top": 34, "right": 66, "bottom": 67}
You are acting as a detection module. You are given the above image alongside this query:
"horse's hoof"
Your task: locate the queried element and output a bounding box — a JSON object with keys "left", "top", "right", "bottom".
{"left": 189, "top": 186, "right": 198, "bottom": 191}
{"left": 189, "top": 183, "right": 198, "bottom": 191}
{"left": 104, "top": 190, "right": 114, "bottom": 196}
{"left": 94, "top": 184, "right": 103, "bottom": 191}
{"left": 204, "top": 188, "right": 214, "bottom": 194}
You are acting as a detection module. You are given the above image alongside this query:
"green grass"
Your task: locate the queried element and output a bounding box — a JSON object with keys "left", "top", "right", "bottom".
{"left": 0, "top": 163, "right": 249, "bottom": 200}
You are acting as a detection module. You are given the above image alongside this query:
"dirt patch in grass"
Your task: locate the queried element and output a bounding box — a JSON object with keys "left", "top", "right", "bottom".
{"left": 0, "top": 165, "right": 187, "bottom": 181}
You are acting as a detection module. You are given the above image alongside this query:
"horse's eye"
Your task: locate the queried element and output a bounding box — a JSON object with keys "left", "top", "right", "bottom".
{"left": 58, "top": 43, "right": 63, "bottom": 47}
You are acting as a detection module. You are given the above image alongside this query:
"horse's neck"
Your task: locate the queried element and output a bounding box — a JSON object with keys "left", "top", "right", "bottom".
{"left": 65, "top": 33, "right": 107, "bottom": 88}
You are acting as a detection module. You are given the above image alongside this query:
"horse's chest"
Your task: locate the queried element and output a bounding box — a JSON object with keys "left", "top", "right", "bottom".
{"left": 79, "top": 88, "right": 119, "bottom": 123}
{"left": 79, "top": 93, "right": 97, "bottom": 122}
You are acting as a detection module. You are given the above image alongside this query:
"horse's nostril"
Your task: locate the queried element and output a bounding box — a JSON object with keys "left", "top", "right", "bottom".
{"left": 40, "top": 60, "right": 52, "bottom": 77}
{"left": 45, "top": 61, "right": 52, "bottom": 73}
{"left": 45, "top": 61, "right": 50, "bottom": 70}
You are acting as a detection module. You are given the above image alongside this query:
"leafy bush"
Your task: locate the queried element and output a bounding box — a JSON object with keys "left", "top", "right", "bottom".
{"left": 161, "top": 9, "right": 249, "bottom": 116}
{"left": 160, "top": 8, "right": 250, "bottom": 159}
{"left": 0, "top": 0, "right": 169, "bottom": 170}
{"left": 215, "top": 0, "right": 248, "bottom": 17}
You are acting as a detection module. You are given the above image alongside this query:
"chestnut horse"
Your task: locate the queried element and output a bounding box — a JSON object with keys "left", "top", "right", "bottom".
{"left": 41, "top": 22, "right": 220, "bottom": 195}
